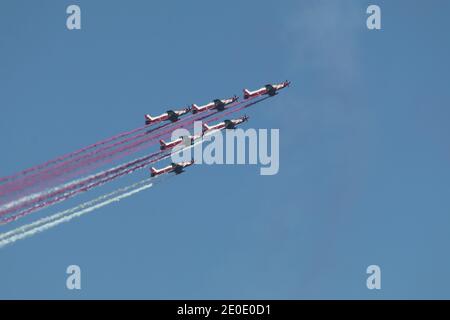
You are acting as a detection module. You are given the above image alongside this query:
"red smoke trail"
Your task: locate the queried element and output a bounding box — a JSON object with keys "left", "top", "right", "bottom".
{"left": 1, "top": 151, "right": 171, "bottom": 225}
{"left": 0, "top": 99, "right": 245, "bottom": 187}
{"left": 0, "top": 118, "right": 190, "bottom": 197}
{"left": 0, "top": 95, "right": 269, "bottom": 224}
{"left": 0, "top": 117, "right": 193, "bottom": 197}
{"left": 0, "top": 124, "right": 151, "bottom": 185}
{"left": 0, "top": 105, "right": 212, "bottom": 188}
{"left": 203, "top": 96, "right": 269, "bottom": 125}
{"left": 0, "top": 97, "right": 258, "bottom": 198}
{"left": 0, "top": 149, "right": 168, "bottom": 218}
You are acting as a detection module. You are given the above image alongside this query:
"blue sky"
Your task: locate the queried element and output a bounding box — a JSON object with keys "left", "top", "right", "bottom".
{"left": 1, "top": 0, "right": 450, "bottom": 299}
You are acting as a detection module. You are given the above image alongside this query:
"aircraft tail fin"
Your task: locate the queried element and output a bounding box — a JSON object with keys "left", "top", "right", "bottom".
{"left": 243, "top": 89, "right": 251, "bottom": 99}
{"left": 191, "top": 104, "right": 200, "bottom": 114}
{"left": 150, "top": 167, "right": 158, "bottom": 177}
{"left": 202, "top": 123, "right": 210, "bottom": 133}
{"left": 145, "top": 114, "right": 153, "bottom": 125}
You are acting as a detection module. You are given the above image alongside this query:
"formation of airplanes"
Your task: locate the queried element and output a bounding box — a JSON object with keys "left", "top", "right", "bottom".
{"left": 147, "top": 81, "right": 290, "bottom": 177}
{"left": 150, "top": 116, "right": 248, "bottom": 177}
{"left": 144, "top": 81, "right": 289, "bottom": 126}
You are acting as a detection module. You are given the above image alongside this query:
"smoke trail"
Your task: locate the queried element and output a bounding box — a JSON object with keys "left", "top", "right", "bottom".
{"left": 0, "top": 149, "right": 167, "bottom": 217}
{"left": 0, "top": 96, "right": 268, "bottom": 223}
{"left": 0, "top": 125, "right": 221, "bottom": 224}
{"left": 0, "top": 97, "right": 265, "bottom": 219}
{"left": 0, "top": 96, "right": 261, "bottom": 198}
{"left": 0, "top": 124, "right": 172, "bottom": 196}
{"left": 0, "top": 98, "right": 246, "bottom": 197}
{"left": 0, "top": 152, "right": 166, "bottom": 224}
{"left": 0, "top": 118, "right": 182, "bottom": 186}
{"left": 0, "top": 124, "right": 152, "bottom": 185}
{"left": 0, "top": 177, "right": 149, "bottom": 241}
{"left": 0, "top": 121, "right": 177, "bottom": 193}
{"left": 0, "top": 177, "right": 160, "bottom": 248}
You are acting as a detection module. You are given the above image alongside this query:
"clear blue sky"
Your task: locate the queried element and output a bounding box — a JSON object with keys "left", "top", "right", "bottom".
{"left": 1, "top": 0, "right": 450, "bottom": 299}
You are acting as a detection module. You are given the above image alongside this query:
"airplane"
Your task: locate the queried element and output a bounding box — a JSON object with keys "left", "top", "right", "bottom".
{"left": 191, "top": 95, "right": 239, "bottom": 114}
{"left": 159, "top": 135, "right": 201, "bottom": 150}
{"left": 150, "top": 159, "right": 195, "bottom": 177}
{"left": 243, "top": 81, "right": 290, "bottom": 99}
{"left": 145, "top": 107, "right": 191, "bottom": 125}
{"left": 202, "top": 115, "right": 249, "bottom": 134}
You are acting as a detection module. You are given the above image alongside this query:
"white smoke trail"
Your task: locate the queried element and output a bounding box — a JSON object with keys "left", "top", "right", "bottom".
{"left": 0, "top": 149, "right": 165, "bottom": 213}
{"left": 1, "top": 126, "right": 219, "bottom": 221}
{"left": 0, "top": 125, "right": 227, "bottom": 247}
{"left": 0, "top": 103, "right": 250, "bottom": 212}
{"left": 0, "top": 175, "right": 88, "bottom": 210}
{"left": 0, "top": 124, "right": 226, "bottom": 229}
{"left": 0, "top": 158, "right": 147, "bottom": 211}
{"left": 1, "top": 157, "right": 160, "bottom": 224}
{"left": 0, "top": 177, "right": 155, "bottom": 248}
{"left": 0, "top": 177, "right": 154, "bottom": 241}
